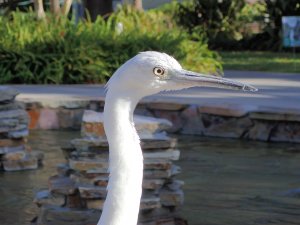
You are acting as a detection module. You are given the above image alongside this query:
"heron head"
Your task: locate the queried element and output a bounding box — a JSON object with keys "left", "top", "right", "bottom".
{"left": 106, "top": 51, "right": 257, "bottom": 98}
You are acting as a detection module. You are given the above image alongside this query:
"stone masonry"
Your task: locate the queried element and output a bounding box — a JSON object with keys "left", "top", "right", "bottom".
{"left": 0, "top": 87, "right": 43, "bottom": 171}
{"left": 12, "top": 70, "right": 300, "bottom": 143}
{"left": 33, "top": 110, "right": 186, "bottom": 225}
{"left": 23, "top": 99, "right": 300, "bottom": 143}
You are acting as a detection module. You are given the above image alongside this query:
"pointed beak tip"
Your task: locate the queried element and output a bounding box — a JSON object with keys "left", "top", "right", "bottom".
{"left": 243, "top": 85, "right": 258, "bottom": 92}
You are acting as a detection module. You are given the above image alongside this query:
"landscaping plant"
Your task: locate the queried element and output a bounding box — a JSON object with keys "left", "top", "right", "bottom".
{"left": 0, "top": 5, "right": 221, "bottom": 84}
{"left": 177, "top": 0, "right": 246, "bottom": 50}
{"left": 246, "top": 0, "right": 300, "bottom": 51}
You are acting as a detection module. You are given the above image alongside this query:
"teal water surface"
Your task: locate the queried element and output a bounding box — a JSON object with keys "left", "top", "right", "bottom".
{"left": 1, "top": 131, "right": 300, "bottom": 225}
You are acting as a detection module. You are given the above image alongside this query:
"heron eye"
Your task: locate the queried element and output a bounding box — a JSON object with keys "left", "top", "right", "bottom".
{"left": 153, "top": 67, "right": 165, "bottom": 76}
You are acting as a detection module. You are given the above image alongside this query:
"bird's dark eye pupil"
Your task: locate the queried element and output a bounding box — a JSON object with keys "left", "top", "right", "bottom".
{"left": 154, "top": 67, "right": 164, "bottom": 76}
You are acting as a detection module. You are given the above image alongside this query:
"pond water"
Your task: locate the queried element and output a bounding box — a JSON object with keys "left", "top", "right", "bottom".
{"left": 1, "top": 131, "right": 300, "bottom": 225}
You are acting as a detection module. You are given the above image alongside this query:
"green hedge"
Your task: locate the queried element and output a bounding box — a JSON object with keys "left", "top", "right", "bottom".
{"left": 0, "top": 6, "right": 222, "bottom": 84}
{"left": 175, "top": 0, "right": 300, "bottom": 51}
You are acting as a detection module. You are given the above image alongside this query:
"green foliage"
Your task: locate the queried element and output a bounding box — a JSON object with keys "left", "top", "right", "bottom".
{"left": 238, "top": 1, "right": 265, "bottom": 24}
{"left": 177, "top": 0, "right": 246, "bottom": 50}
{"left": 176, "top": 0, "right": 300, "bottom": 51}
{"left": 0, "top": 6, "right": 221, "bottom": 84}
{"left": 249, "top": 0, "right": 300, "bottom": 51}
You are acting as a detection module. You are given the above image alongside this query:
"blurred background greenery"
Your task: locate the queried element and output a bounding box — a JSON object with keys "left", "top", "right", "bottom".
{"left": 0, "top": 0, "right": 299, "bottom": 84}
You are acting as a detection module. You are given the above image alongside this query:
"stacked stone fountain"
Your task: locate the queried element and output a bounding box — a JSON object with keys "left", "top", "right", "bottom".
{"left": 34, "top": 110, "right": 185, "bottom": 225}
{"left": 0, "top": 86, "right": 42, "bottom": 171}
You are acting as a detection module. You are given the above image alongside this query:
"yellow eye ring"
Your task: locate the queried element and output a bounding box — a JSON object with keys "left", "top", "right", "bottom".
{"left": 153, "top": 67, "right": 165, "bottom": 76}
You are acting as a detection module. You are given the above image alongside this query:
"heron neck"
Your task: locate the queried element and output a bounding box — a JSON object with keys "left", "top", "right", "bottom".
{"left": 103, "top": 90, "right": 140, "bottom": 145}
{"left": 98, "top": 89, "right": 143, "bottom": 225}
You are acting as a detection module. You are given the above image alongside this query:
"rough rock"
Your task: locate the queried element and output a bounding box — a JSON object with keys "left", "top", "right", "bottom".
{"left": 143, "top": 149, "right": 180, "bottom": 160}
{"left": 140, "top": 197, "right": 161, "bottom": 210}
{"left": 152, "top": 110, "right": 183, "bottom": 133}
{"left": 141, "top": 138, "right": 177, "bottom": 150}
{"left": 144, "top": 160, "right": 172, "bottom": 170}
{"left": 65, "top": 193, "right": 84, "bottom": 208}
{"left": 160, "top": 189, "right": 184, "bottom": 207}
{"left": 70, "top": 138, "right": 108, "bottom": 151}
{"left": 165, "top": 180, "right": 184, "bottom": 191}
{"left": 0, "top": 109, "right": 28, "bottom": 120}
{"left": 250, "top": 111, "right": 300, "bottom": 122}
{"left": 57, "top": 109, "right": 83, "bottom": 130}
{"left": 38, "top": 109, "right": 59, "bottom": 130}
{"left": 69, "top": 159, "right": 108, "bottom": 172}
{"left": 70, "top": 137, "right": 177, "bottom": 151}
{"left": 0, "top": 138, "right": 26, "bottom": 147}
{"left": 0, "top": 88, "right": 41, "bottom": 172}
{"left": 0, "top": 145, "right": 25, "bottom": 154}
{"left": 81, "top": 122, "right": 105, "bottom": 138}
{"left": 0, "top": 102, "right": 22, "bottom": 111}
{"left": 7, "top": 129, "right": 29, "bottom": 138}
{"left": 202, "top": 114, "right": 253, "bottom": 138}
{"left": 143, "top": 179, "right": 165, "bottom": 190}
{"left": 78, "top": 185, "right": 107, "bottom": 199}
{"left": 0, "top": 86, "right": 19, "bottom": 103}
{"left": 245, "top": 120, "right": 275, "bottom": 141}
{"left": 34, "top": 109, "right": 184, "bottom": 224}
{"left": 71, "top": 174, "right": 165, "bottom": 191}
{"left": 48, "top": 175, "right": 77, "bottom": 195}
{"left": 181, "top": 105, "right": 204, "bottom": 135}
{"left": 145, "top": 102, "right": 187, "bottom": 111}
{"left": 85, "top": 197, "right": 161, "bottom": 210}
{"left": 85, "top": 199, "right": 104, "bottom": 210}
{"left": 34, "top": 190, "right": 65, "bottom": 207}
{"left": 56, "top": 163, "right": 72, "bottom": 176}
{"left": 198, "top": 104, "right": 249, "bottom": 117}
{"left": 70, "top": 158, "right": 174, "bottom": 172}
{"left": 28, "top": 108, "right": 41, "bottom": 129}
{"left": 270, "top": 122, "right": 300, "bottom": 143}
{"left": 0, "top": 118, "right": 26, "bottom": 131}
{"left": 3, "top": 151, "right": 26, "bottom": 161}
{"left": 69, "top": 149, "right": 180, "bottom": 161}
{"left": 81, "top": 110, "right": 172, "bottom": 139}
{"left": 2, "top": 155, "right": 38, "bottom": 171}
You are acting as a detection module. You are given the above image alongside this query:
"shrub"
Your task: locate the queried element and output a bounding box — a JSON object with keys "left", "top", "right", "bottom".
{"left": 176, "top": 0, "right": 300, "bottom": 51}
{"left": 245, "top": 0, "right": 300, "bottom": 51}
{"left": 177, "top": 0, "right": 246, "bottom": 50}
{"left": 0, "top": 6, "right": 222, "bottom": 84}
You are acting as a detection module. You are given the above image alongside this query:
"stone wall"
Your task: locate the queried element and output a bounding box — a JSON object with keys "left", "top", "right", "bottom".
{"left": 23, "top": 99, "right": 300, "bottom": 143}
{"left": 34, "top": 110, "right": 186, "bottom": 225}
{"left": 0, "top": 87, "right": 43, "bottom": 171}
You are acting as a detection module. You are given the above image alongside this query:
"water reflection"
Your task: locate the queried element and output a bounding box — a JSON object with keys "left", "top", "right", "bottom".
{"left": 0, "top": 130, "right": 79, "bottom": 225}
{"left": 0, "top": 131, "right": 299, "bottom": 225}
{"left": 176, "top": 136, "right": 300, "bottom": 225}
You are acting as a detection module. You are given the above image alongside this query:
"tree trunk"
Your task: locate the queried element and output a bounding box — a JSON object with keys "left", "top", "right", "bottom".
{"left": 50, "top": 0, "right": 61, "bottom": 16}
{"left": 33, "top": 0, "right": 46, "bottom": 19}
{"left": 84, "top": 0, "right": 113, "bottom": 21}
{"left": 61, "top": 0, "right": 73, "bottom": 16}
{"left": 133, "top": 0, "right": 143, "bottom": 11}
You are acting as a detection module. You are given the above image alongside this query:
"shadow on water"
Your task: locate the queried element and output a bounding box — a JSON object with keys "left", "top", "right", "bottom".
{"left": 1, "top": 131, "right": 300, "bottom": 225}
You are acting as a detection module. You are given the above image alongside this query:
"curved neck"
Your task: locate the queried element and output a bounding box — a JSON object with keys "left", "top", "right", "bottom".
{"left": 97, "top": 89, "right": 143, "bottom": 225}
{"left": 103, "top": 90, "right": 140, "bottom": 150}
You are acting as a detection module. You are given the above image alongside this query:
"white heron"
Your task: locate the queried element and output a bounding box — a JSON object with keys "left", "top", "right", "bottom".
{"left": 98, "top": 51, "right": 257, "bottom": 225}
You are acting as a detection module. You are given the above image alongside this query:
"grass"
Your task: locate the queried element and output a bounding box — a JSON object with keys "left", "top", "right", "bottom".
{"left": 220, "top": 51, "right": 300, "bottom": 74}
